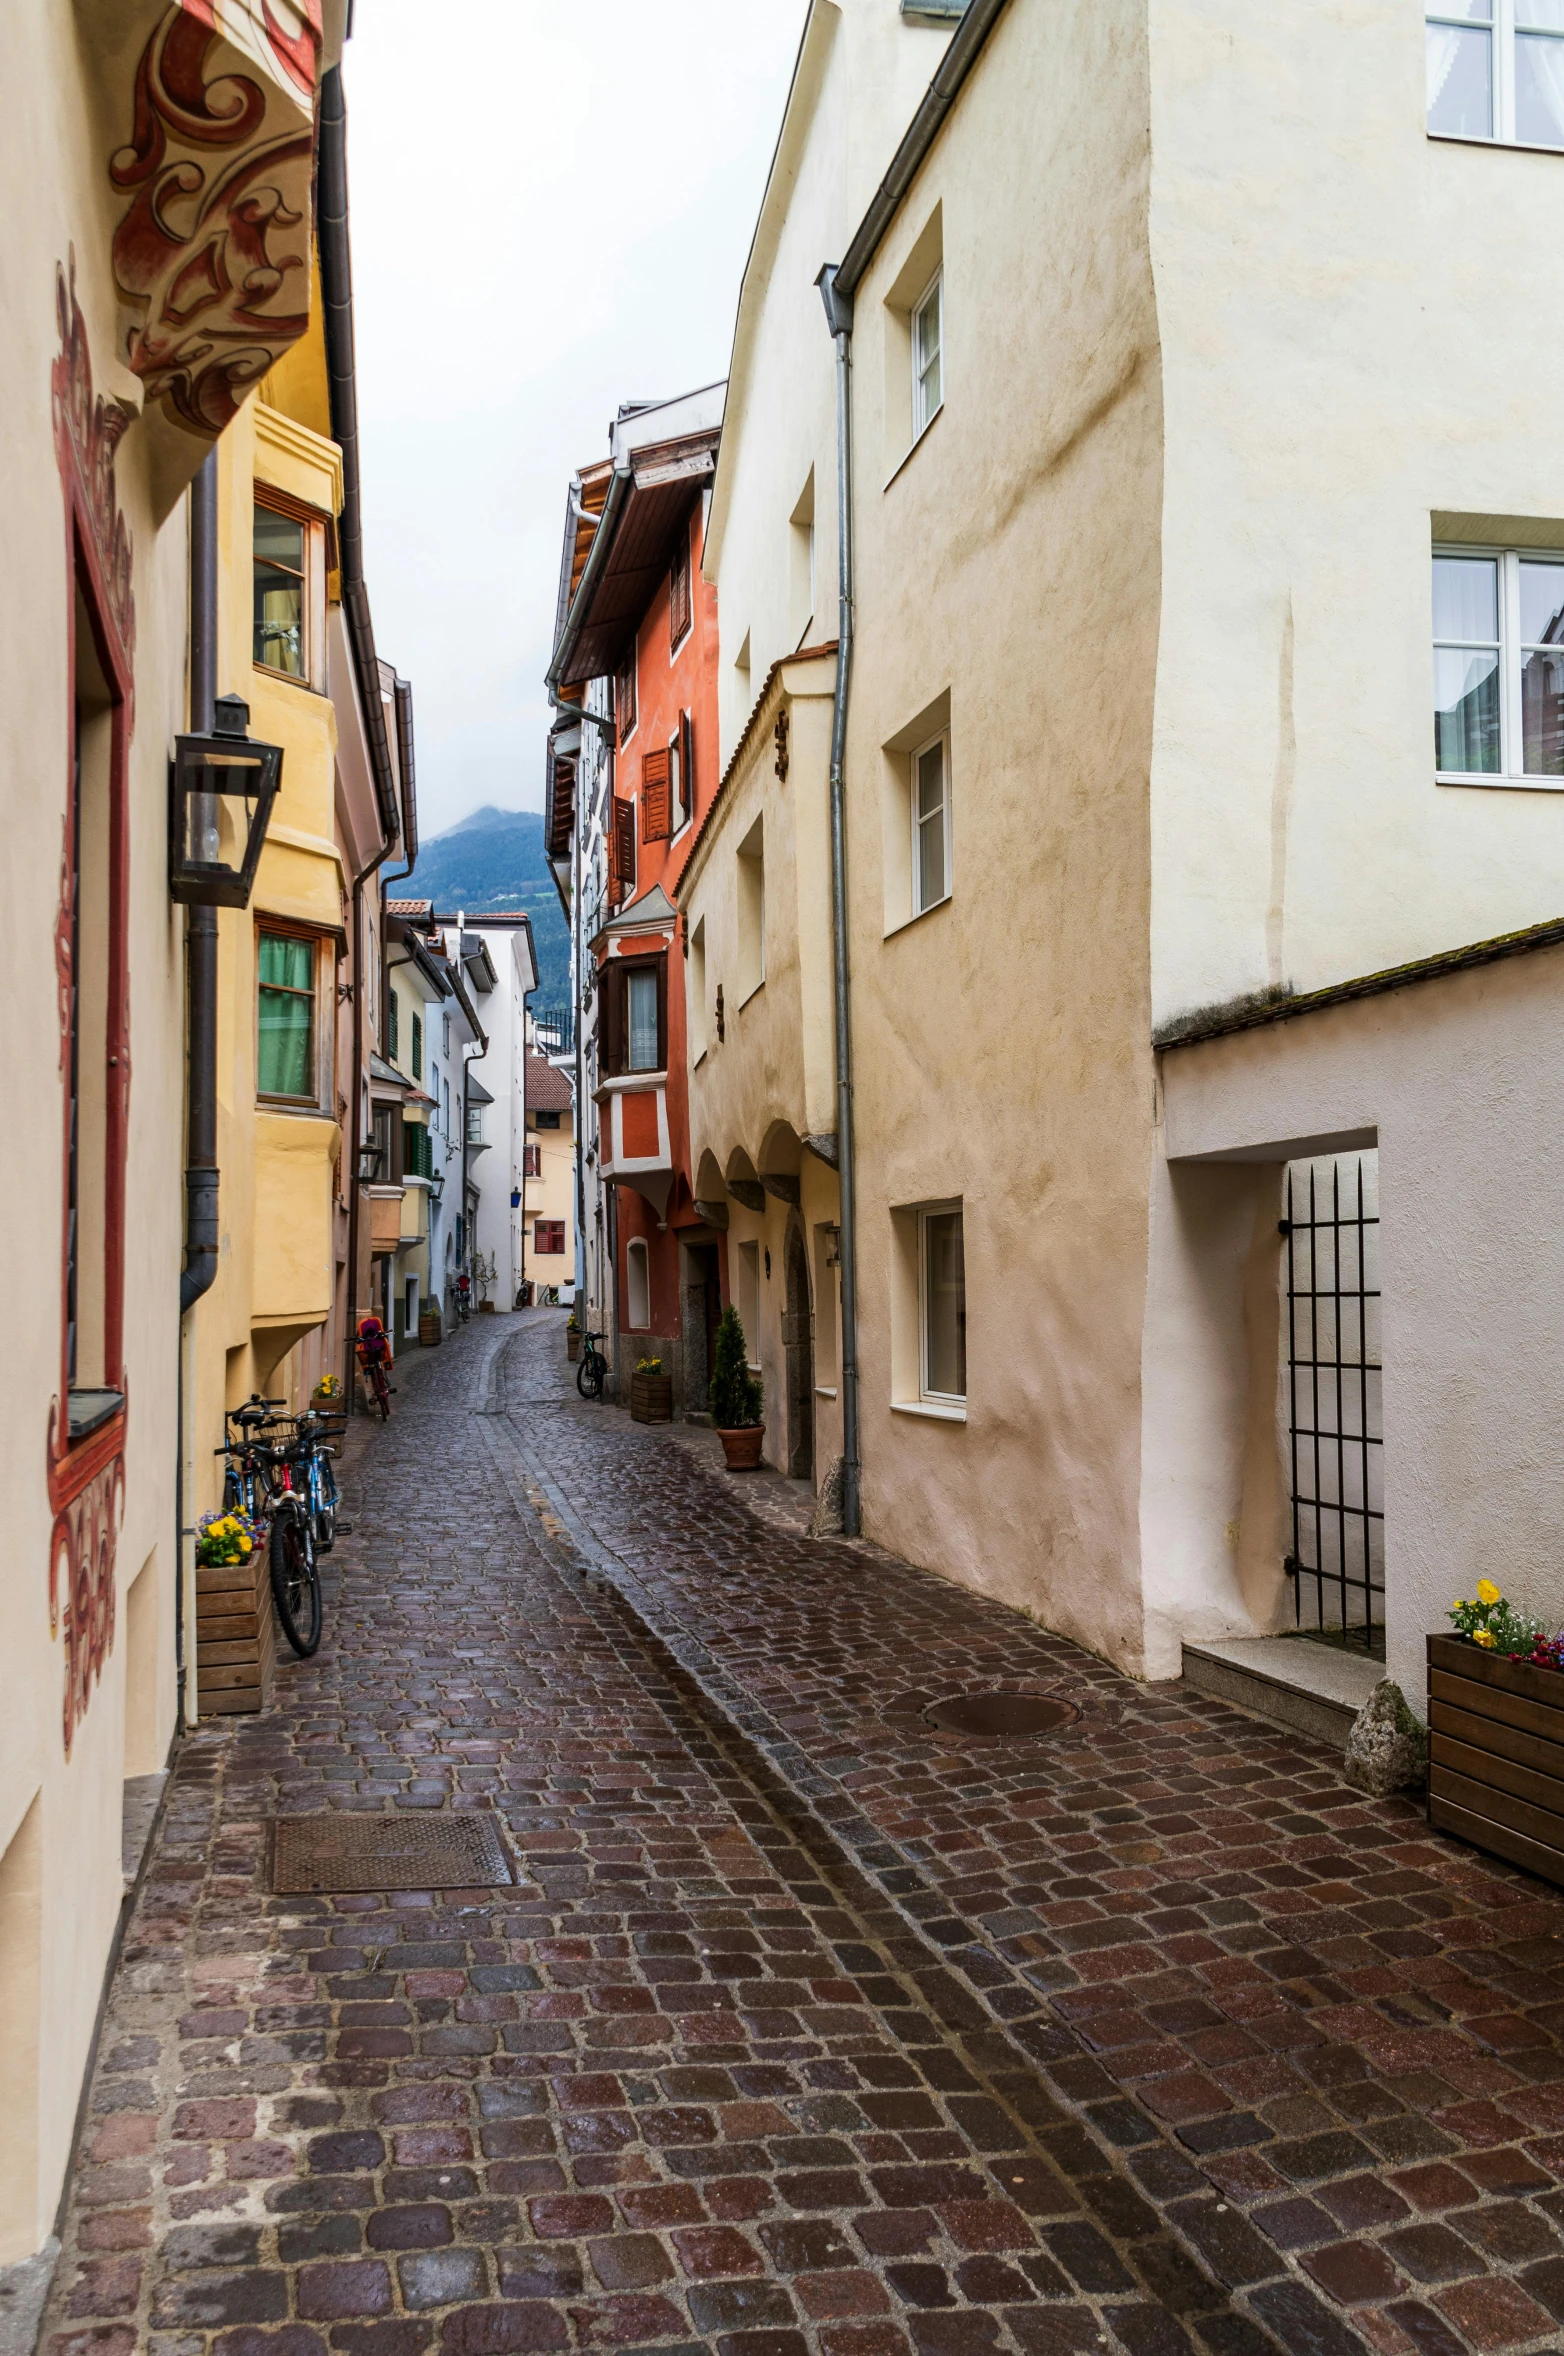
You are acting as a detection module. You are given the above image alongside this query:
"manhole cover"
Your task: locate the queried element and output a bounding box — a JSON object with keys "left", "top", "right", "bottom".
{"left": 270, "top": 1814, "right": 515, "bottom": 1894}
{"left": 924, "top": 1692, "right": 1079, "bottom": 1738}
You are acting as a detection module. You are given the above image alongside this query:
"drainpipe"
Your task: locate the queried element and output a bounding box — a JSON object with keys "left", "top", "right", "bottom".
{"left": 817, "top": 265, "right": 862, "bottom": 1537}
{"left": 174, "top": 449, "right": 220, "bottom": 1733}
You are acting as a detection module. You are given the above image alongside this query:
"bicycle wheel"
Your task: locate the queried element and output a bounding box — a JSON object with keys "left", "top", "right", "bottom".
{"left": 269, "top": 1504, "right": 322, "bottom": 1657}
{"left": 313, "top": 1461, "right": 338, "bottom": 1553}
{"left": 374, "top": 1365, "right": 391, "bottom": 1420}
{"left": 576, "top": 1349, "right": 603, "bottom": 1401}
{"left": 222, "top": 1468, "right": 242, "bottom": 1514}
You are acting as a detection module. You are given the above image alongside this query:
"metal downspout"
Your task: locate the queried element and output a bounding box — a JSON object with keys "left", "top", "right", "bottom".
{"left": 175, "top": 449, "right": 220, "bottom": 1731}
{"left": 818, "top": 265, "right": 862, "bottom": 1537}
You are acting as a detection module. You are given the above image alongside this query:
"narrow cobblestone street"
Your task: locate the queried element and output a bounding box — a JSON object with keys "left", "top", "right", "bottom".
{"left": 42, "top": 1313, "right": 1564, "bottom": 2356}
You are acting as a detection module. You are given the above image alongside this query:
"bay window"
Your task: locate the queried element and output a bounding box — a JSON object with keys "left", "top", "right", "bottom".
{"left": 1434, "top": 548, "right": 1564, "bottom": 785}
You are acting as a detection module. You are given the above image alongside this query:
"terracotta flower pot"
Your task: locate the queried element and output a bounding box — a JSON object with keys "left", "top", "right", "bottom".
{"left": 566, "top": 1330, "right": 581, "bottom": 1361}
{"left": 718, "top": 1424, "right": 764, "bottom": 1470}
{"left": 631, "top": 1372, "right": 673, "bottom": 1424}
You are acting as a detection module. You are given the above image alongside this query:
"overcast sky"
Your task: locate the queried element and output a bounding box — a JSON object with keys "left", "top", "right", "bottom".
{"left": 343, "top": 3, "right": 805, "bottom": 845}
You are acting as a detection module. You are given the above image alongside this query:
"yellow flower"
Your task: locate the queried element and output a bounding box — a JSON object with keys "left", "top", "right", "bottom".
{"left": 238, "top": 1537, "right": 251, "bottom": 1554}
{"left": 1453, "top": 1600, "right": 1465, "bottom": 1610}
{"left": 1473, "top": 1628, "right": 1498, "bottom": 1648}
{"left": 1476, "top": 1579, "right": 1501, "bottom": 1607}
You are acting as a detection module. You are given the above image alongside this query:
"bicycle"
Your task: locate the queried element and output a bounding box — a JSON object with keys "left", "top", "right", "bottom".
{"left": 214, "top": 1406, "right": 322, "bottom": 1658}
{"left": 576, "top": 1329, "right": 609, "bottom": 1401}
{"left": 296, "top": 1406, "right": 346, "bottom": 1556}
{"left": 454, "top": 1278, "right": 471, "bottom": 1325}
{"left": 356, "top": 1320, "right": 394, "bottom": 1419}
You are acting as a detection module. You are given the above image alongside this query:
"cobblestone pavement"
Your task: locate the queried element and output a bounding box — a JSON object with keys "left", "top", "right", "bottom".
{"left": 41, "top": 1316, "right": 1564, "bottom": 2356}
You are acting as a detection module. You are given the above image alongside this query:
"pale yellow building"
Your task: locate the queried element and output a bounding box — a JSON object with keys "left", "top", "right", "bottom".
{"left": 521, "top": 1050, "right": 577, "bottom": 1300}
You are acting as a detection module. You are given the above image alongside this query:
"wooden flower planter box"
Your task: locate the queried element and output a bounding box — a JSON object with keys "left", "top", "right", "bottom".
{"left": 630, "top": 1371, "right": 673, "bottom": 1424}
{"left": 418, "top": 1310, "right": 443, "bottom": 1347}
{"left": 197, "top": 1538, "right": 274, "bottom": 1717}
{"left": 1428, "top": 1631, "right": 1564, "bottom": 1889}
{"left": 567, "top": 1330, "right": 581, "bottom": 1362}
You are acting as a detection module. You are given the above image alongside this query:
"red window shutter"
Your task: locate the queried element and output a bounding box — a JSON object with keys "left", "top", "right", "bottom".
{"left": 669, "top": 522, "right": 691, "bottom": 649}
{"left": 610, "top": 796, "right": 636, "bottom": 900}
{"left": 641, "top": 747, "right": 672, "bottom": 842}
{"left": 679, "top": 708, "right": 695, "bottom": 824}
{"left": 615, "top": 652, "right": 636, "bottom": 747}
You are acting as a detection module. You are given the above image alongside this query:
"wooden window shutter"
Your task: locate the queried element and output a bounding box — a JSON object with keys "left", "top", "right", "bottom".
{"left": 679, "top": 708, "right": 695, "bottom": 825}
{"left": 641, "top": 747, "right": 672, "bottom": 842}
{"left": 669, "top": 522, "right": 692, "bottom": 649}
{"left": 610, "top": 796, "right": 636, "bottom": 900}
{"left": 602, "top": 960, "right": 625, "bottom": 1076}
{"left": 615, "top": 651, "right": 636, "bottom": 746}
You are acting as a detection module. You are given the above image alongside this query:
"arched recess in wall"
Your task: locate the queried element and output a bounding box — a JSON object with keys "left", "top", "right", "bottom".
{"left": 626, "top": 1237, "right": 651, "bottom": 1331}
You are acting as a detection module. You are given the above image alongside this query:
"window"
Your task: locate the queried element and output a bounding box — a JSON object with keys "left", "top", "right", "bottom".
{"left": 254, "top": 504, "right": 306, "bottom": 676}
{"left": 790, "top": 471, "right": 816, "bottom": 644}
{"left": 736, "top": 1241, "right": 761, "bottom": 1365}
{"left": 1434, "top": 547, "right": 1564, "bottom": 783}
{"left": 678, "top": 709, "right": 695, "bottom": 829}
{"left": 403, "top": 1120, "right": 434, "bottom": 1179}
{"left": 602, "top": 954, "right": 666, "bottom": 1077}
{"left": 616, "top": 646, "right": 637, "bottom": 745}
{"left": 736, "top": 815, "right": 765, "bottom": 1001}
{"left": 534, "top": 1108, "right": 562, "bottom": 1130}
{"left": 443, "top": 1076, "right": 450, "bottom": 1136}
{"left": 523, "top": 1144, "right": 541, "bottom": 1177}
{"left": 911, "top": 731, "right": 951, "bottom": 912}
{"left": 467, "top": 1103, "right": 484, "bottom": 1145}
{"left": 690, "top": 916, "right": 708, "bottom": 1062}
{"left": 258, "top": 932, "right": 315, "bottom": 1099}
{"left": 913, "top": 268, "right": 943, "bottom": 440}
{"left": 669, "top": 519, "right": 692, "bottom": 652}
{"left": 442, "top": 1014, "right": 451, "bottom": 1055}
{"left": 371, "top": 1104, "right": 395, "bottom": 1182}
{"left": 921, "top": 1205, "right": 966, "bottom": 1403}
{"left": 626, "top": 1235, "right": 651, "bottom": 1327}
{"left": 628, "top": 969, "right": 659, "bottom": 1071}
{"left": 1427, "top": 0, "right": 1564, "bottom": 144}
{"left": 411, "top": 1009, "right": 423, "bottom": 1081}
{"left": 535, "top": 1219, "right": 567, "bottom": 1256}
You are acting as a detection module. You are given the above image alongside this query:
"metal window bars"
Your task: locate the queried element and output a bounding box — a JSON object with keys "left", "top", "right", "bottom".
{"left": 1283, "top": 1155, "right": 1385, "bottom": 1655}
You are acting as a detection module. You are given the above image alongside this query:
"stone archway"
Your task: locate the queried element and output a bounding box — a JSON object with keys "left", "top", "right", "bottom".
{"left": 783, "top": 1216, "right": 814, "bottom": 1483}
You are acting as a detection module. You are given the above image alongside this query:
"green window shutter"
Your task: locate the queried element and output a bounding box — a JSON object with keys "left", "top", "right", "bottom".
{"left": 412, "top": 1011, "right": 423, "bottom": 1081}
{"left": 257, "top": 933, "right": 314, "bottom": 1098}
{"left": 388, "top": 989, "right": 399, "bottom": 1061}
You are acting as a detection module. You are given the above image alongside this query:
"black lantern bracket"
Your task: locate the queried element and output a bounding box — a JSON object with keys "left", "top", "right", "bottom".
{"left": 170, "top": 693, "right": 282, "bottom": 908}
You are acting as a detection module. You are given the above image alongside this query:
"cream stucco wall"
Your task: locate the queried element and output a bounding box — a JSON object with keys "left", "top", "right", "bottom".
{"left": 1146, "top": 0, "right": 1564, "bottom": 1025}
{"left": 1159, "top": 950, "right": 1564, "bottom": 1709}
{"left": 0, "top": 0, "right": 196, "bottom": 2256}
{"left": 706, "top": 0, "right": 955, "bottom": 762}
{"left": 840, "top": 0, "right": 1165, "bottom": 1666}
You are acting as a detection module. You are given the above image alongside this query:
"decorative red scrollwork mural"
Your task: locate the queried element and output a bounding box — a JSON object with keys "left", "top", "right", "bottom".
{"left": 109, "top": 1, "right": 325, "bottom": 437}
{"left": 49, "top": 257, "right": 134, "bottom": 1759}
{"left": 50, "top": 1457, "right": 124, "bottom": 1759}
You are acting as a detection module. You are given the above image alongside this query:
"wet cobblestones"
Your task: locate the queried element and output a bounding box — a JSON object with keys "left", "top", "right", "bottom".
{"left": 40, "top": 1314, "right": 1564, "bottom": 2356}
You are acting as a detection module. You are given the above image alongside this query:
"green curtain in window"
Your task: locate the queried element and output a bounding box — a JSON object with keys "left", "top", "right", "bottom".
{"left": 258, "top": 934, "right": 313, "bottom": 1097}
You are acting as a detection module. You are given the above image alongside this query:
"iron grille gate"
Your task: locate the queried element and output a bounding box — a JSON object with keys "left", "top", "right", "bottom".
{"left": 1283, "top": 1155, "right": 1384, "bottom": 1652}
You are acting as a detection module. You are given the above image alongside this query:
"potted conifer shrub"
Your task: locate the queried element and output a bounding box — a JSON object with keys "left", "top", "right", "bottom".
{"left": 630, "top": 1355, "right": 673, "bottom": 1424}
{"left": 710, "top": 1305, "right": 764, "bottom": 1469}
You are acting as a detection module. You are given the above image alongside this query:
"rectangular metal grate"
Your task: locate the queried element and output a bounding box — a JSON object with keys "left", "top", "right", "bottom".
{"left": 269, "top": 1812, "right": 515, "bottom": 1894}
{"left": 1284, "top": 1153, "right": 1384, "bottom": 1653}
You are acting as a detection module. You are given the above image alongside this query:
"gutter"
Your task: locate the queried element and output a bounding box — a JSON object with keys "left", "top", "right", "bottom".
{"left": 817, "top": 267, "right": 862, "bottom": 1538}
{"left": 545, "top": 460, "right": 633, "bottom": 698}
{"left": 833, "top": 0, "right": 1012, "bottom": 300}
{"left": 318, "top": 65, "right": 399, "bottom": 848}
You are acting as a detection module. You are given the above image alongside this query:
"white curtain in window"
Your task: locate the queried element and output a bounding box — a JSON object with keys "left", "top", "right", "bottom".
{"left": 1426, "top": 20, "right": 1464, "bottom": 110}
{"left": 1519, "top": 32, "right": 1564, "bottom": 138}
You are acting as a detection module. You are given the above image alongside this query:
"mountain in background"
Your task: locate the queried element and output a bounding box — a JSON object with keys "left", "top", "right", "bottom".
{"left": 413, "top": 806, "right": 571, "bottom": 1013}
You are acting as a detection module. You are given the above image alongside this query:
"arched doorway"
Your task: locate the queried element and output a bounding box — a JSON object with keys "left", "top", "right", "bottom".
{"left": 783, "top": 1221, "right": 814, "bottom": 1482}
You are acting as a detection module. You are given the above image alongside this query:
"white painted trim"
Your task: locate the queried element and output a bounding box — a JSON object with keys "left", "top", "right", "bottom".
{"left": 891, "top": 1398, "right": 966, "bottom": 1423}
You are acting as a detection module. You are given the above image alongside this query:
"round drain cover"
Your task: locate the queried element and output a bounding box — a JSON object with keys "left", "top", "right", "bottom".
{"left": 924, "top": 1691, "right": 1078, "bottom": 1738}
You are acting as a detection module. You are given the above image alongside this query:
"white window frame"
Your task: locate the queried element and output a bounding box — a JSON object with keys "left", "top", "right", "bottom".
{"left": 909, "top": 728, "right": 953, "bottom": 915}
{"left": 912, "top": 266, "right": 943, "bottom": 442}
{"left": 1427, "top": 0, "right": 1564, "bottom": 147}
{"left": 626, "top": 1235, "right": 651, "bottom": 1330}
{"left": 1433, "top": 542, "right": 1564, "bottom": 791}
{"left": 918, "top": 1200, "right": 966, "bottom": 1408}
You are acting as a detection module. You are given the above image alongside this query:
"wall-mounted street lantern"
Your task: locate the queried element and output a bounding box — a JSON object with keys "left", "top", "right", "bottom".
{"left": 169, "top": 693, "right": 282, "bottom": 907}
